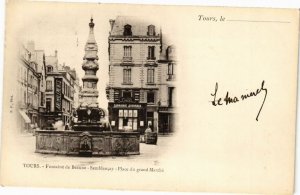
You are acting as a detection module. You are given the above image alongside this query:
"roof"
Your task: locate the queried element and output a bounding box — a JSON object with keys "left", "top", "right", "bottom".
{"left": 159, "top": 35, "right": 176, "bottom": 61}
{"left": 110, "top": 16, "right": 160, "bottom": 36}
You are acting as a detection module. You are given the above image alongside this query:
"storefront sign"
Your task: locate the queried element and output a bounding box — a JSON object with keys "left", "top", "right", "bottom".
{"left": 113, "top": 104, "right": 142, "bottom": 108}
{"left": 54, "top": 78, "right": 62, "bottom": 112}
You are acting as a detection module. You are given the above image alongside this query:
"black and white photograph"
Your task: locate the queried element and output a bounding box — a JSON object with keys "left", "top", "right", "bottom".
{"left": 0, "top": 1, "right": 299, "bottom": 195}
{"left": 16, "top": 14, "right": 176, "bottom": 158}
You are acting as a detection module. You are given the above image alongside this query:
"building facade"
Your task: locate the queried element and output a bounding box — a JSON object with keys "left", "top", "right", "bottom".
{"left": 106, "top": 16, "right": 176, "bottom": 134}
{"left": 17, "top": 43, "right": 43, "bottom": 132}
{"left": 27, "top": 41, "right": 47, "bottom": 128}
{"left": 157, "top": 45, "right": 176, "bottom": 134}
{"left": 44, "top": 51, "right": 77, "bottom": 128}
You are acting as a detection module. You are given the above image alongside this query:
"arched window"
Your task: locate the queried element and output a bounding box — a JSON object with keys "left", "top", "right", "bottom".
{"left": 123, "top": 24, "right": 132, "bottom": 36}
{"left": 147, "top": 25, "right": 156, "bottom": 36}
{"left": 47, "top": 65, "right": 53, "bottom": 73}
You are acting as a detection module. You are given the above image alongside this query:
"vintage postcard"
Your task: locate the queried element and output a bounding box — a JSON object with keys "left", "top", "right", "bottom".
{"left": 0, "top": 1, "right": 299, "bottom": 194}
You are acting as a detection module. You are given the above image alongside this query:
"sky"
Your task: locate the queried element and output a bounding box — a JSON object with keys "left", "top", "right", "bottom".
{"left": 2, "top": 1, "right": 300, "bottom": 195}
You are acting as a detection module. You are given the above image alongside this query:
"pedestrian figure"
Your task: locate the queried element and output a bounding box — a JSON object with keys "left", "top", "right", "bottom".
{"left": 65, "top": 123, "right": 69, "bottom": 130}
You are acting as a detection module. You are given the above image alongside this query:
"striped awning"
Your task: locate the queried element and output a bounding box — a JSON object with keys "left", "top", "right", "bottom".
{"left": 19, "top": 110, "right": 31, "bottom": 123}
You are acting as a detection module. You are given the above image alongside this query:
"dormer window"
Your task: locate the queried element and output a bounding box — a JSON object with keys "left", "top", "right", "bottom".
{"left": 123, "top": 24, "right": 132, "bottom": 36}
{"left": 147, "top": 25, "right": 156, "bottom": 36}
{"left": 167, "top": 46, "right": 175, "bottom": 60}
{"left": 47, "top": 65, "right": 53, "bottom": 73}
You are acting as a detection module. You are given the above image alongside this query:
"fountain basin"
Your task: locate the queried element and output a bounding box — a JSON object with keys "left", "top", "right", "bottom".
{"left": 35, "top": 130, "right": 140, "bottom": 156}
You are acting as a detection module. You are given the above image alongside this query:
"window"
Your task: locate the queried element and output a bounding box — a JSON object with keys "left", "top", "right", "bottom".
{"left": 118, "top": 109, "right": 138, "bottom": 131}
{"left": 122, "top": 91, "right": 132, "bottom": 102}
{"left": 123, "top": 46, "right": 132, "bottom": 57}
{"left": 167, "top": 46, "right": 175, "bottom": 60}
{"left": 148, "top": 46, "right": 155, "bottom": 60}
{"left": 168, "top": 87, "right": 174, "bottom": 107}
{"left": 62, "top": 82, "right": 65, "bottom": 94}
{"left": 23, "top": 91, "right": 26, "bottom": 104}
{"left": 147, "top": 91, "right": 155, "bottom": 103}
{"left": 168, "top": 63, "right": 174, "bottom": 75}
{"left": 168, "top": 63, "right": 175, "bottom": 80}
{"left": 46, "top": 80, "right": 52, "bottom": 91}
{"left": 147, "top": 69, "right": 154, "bottom": 83}
{"left": 123, "top": 69, "right": 131, "bottom": 84}
{"left": 46, "top": 98, "right": 51, "bottom": 112}
{"left": 147, "top": 25, "right": 156, "bottom": 36}
{"left": 123, "top": 24, "right": 132, "bottom": 36}
{"left": 47, "top": 65, "right": 53, "bottom": 73}
{"left": 40, "top": 92, "right": 44, "bottom": 106}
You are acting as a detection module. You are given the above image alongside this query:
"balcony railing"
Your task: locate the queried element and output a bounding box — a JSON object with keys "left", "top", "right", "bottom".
{"left": 167, "top": 74, "right": 175, "bottom": 81}
{"left": 122, "top": 56, "right": 133, "bottom": 64}
{"left": 147, "top": 57, "right": 156, "bottom": 61}
{"left": 146, "top": 57, "right": 157, "bottom": 66}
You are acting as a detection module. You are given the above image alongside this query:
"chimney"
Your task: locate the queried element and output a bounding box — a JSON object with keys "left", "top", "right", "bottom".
{"left": 109, "top": 19, "right": 115, "bottom": 31}
{"left": 55, "top": 50, "right": 58, "bottom": 57}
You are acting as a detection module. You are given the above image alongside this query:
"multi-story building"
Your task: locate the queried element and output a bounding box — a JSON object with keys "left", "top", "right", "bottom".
{"left": 106, "top": 16, "right": 168, "bottom": 133}
{"left": 44, "top": 51, "right": 76, "bottom": 128}
{"left": 27, "top": 41, "right": 47, "bottom": 128}
{"left": 17, "top": 43, "right": 42, "bottom": 132}
{"left": 157, "top": 44, "right": 176, "bottom": 134}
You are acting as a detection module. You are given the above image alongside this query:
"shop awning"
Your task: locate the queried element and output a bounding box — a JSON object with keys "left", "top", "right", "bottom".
{"left": 19, "top": 110, "right": 31, "bottom": 123}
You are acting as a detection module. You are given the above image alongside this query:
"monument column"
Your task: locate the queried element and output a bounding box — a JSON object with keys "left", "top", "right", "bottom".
{"left": 80, "top": 18, "right": 100, "bottom": 107}
{"left": 73, "top": 18, "right": 105, "bottom": 131}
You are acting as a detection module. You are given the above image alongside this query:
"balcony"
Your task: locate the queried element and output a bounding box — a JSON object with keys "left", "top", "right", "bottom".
{"left": 146, "top": 57, "right": 157, "bottom": 66}
{"left": 121, "top": 56, "right": 133, "bottom": 65}
{"left": 121, "top": 82, "right": 133, "bottom": 85}
{"left": 167, "top": 74, "right": 176, "bottom": 81}
{"left": 146, "top": 81, "right": 156, "bottom": 86}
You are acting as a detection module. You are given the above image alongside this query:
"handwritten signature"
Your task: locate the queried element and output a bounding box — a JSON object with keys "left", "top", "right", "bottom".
{"left": 210, "top": 80, "right": 267, "bottom": 121}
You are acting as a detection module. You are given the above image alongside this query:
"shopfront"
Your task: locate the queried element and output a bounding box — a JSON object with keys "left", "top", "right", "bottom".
{"left": 108, "top": 103, "right": 147, "bottom": 133}
{"left": 158, "top": 107, "right": 176, "bottom": 134}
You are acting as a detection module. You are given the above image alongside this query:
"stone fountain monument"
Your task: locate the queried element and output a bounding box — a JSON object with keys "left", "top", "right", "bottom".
{"left": 72, "top": 18, "right": 106, "bottom": 132}
{"left": 35, "top": 18, "right": 140, "bottom": 156}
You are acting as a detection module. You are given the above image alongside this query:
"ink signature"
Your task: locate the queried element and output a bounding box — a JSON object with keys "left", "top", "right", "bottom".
{"left": 210, "top": 80, "right": 267, "bottom": 121}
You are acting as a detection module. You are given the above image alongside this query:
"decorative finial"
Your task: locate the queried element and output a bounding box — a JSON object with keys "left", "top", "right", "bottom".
{"left": 89, "top": 17, "right": 94, "bottom": 28}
